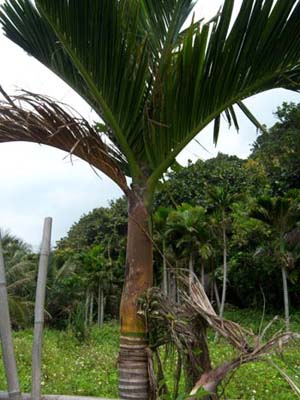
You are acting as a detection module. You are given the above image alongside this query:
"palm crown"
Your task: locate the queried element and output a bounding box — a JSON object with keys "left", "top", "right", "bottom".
{"left": 1, "top": 0, "right": 300, "bottom": 200}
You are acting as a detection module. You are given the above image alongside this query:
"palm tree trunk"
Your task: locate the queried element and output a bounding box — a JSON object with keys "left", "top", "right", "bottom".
{"left": 0, "top": 234, "right": 21, "bottom": 400}
{"left": 100, "top": 293, "right": 104, "bottom": 326}
{"left": 162, "top": 240, "right": 168, "bottom": 296}
{"left": 89, "top": 292, "right": 94, "bottom": 325}
{"left": 84, "top": 290, "right": 89, "bottom": 328}
{"left": 119, "top": 190, "right": 153, "bottom": 400}
{"left": 97, "top": 283, "right": 104, "bottom": 327}
{"left": 214, "top": 281, "right": 221, "bottom": 313}
{"left": 169, "top": 271, "right": 176, "bottom": 302}
{"left": 281, "top": 266, "right": 290, "bottom": 332}
{"left": 32, "top": 217, "right": 52, "bottom": 400}
{"left": 97, "top": 284, "right": 101, "bottom": 326}
{"left": 201, "top": 263, "right": 205, "bottom": 288}
{"left": 189, "top": 253, "right": 194, "bottom": 294}
{"left": 97, "top": 282, "right": 103, "bottom": 327}
{"left": 220, "top": 223, "right": 227, "bottom": 319}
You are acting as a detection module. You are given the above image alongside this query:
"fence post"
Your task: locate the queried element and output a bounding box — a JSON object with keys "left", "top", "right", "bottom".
{"left": 31, "top": 218, "right": 52, "bottom": 400}
{"left": 0, "top": 233, "right": 21, "bottom": 400}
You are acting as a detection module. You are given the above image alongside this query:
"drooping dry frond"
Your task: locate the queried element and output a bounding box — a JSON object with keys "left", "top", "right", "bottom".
{"left": 140, "top": 275, "right": 300, "bottom": 397}
{"left": 180, "top": 275, "right": 300, "bottom": 396}
{"left": 0, "top": 89, "right": 129, "bottom": 194}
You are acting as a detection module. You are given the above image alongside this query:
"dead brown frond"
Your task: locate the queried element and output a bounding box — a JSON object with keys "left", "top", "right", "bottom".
{"left": 140, "top": 274, "right": 300, "bottom": 398}
{"left": 0, "top": 87, "right": 129, "bottom": 194}
{"left": 179, "top": 274, "right": 300, "bottom": 396}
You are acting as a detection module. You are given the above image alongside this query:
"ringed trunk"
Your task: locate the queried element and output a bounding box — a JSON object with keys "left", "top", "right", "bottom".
{"left": 119, "top": 190, "right": 153, "bottom": 400}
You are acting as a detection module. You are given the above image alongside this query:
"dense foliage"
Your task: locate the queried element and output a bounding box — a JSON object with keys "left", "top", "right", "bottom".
{"left": 251, "top": 102, "right": 300, "bottom": 194}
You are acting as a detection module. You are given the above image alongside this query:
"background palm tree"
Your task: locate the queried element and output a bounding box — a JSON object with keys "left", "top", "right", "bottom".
{"left": 206, "top": 186, "right": 239, "bottom": 319}
{"left": 166, "top": 204, "right": 211, "bottom": 290}
{"left": 250, "top": 192, "right": 300, "bottom": 331}
{"left": 0, "top": 230, "right": 35, "bottom": 327}
{"left": 1, "top": 1, "right": 300, "bottom": 397}
{"left": 153, "top": 207, "right": 172, "bottom": 296}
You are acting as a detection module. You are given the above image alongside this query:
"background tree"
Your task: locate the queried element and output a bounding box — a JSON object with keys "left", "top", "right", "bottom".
{"left": 251, "top": 102, "right": 300, "bottom": 195}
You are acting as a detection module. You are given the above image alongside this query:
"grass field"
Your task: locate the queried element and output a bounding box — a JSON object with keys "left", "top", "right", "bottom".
{"left": 0, "top": 310, "right": 299, "bottom": 399}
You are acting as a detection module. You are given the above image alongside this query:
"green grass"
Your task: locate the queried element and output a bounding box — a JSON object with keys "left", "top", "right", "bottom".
{"left": 207, "top": 309, "right": 300, "bottom": 400}
{"left": 0, "top": 311, "right": 299, "bottom": 399}
{"left": 0, "top": 324, "right": 119, "bottom": 398}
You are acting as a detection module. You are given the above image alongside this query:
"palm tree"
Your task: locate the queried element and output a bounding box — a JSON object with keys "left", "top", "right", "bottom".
{"left": 84, "top": 245, "right": 113, "bottom": 326}
{"left": 206, "top": 186, "right": 238, "bottom": 319}
{"left": 1, "top": 1, "right": 300, "bottom": 397}
{"left": 1, "top": 230, "right": 35, "bottom": 327}
{"left": 166, "top": 204, "right": 211, "bottom": 291}
{"left": 250, "top": 193, "right": 300, "bottom": 331}
{"left": 153, "top": 207, "right": 172, "bottom": 296}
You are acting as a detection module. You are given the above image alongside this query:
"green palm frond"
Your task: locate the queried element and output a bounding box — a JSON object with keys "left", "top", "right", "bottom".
{"left": 8, "top": 295, "right": 34, "bottom": 326}
{"left": 7, "top": 274, "right": 35, "bottom": 291}
{"left": 165, "top": 205, "right": 209, "bottom": 254}
{"left": 147, "top": 0, "right": 300, "bottom": 188}
{"left": 1, "top": 0, "right": 300, "bottom": 196}
{"left": 6, "top": 260, "right": 35, "bottom": 280}
{"left": 251, "top": 194, "right": 300, "bottom": 234}
{"left": 0, "top": 0, "right": 150, "bottom": 178}
{"left": 139, "top": 0, "right": 195, "bottom": 58}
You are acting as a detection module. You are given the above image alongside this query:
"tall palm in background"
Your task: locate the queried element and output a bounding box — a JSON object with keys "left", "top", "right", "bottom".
{"left": 206, "top": 186, "right": 238, "bottom": 319}
{"left": 250, "top": 193, "right": 300, "bottom": 331}
{"left": 153, "top": 207, "right": 171, "bottom": 296}
{"left": 1, "top": 1, "right": 300, "bottom": 397}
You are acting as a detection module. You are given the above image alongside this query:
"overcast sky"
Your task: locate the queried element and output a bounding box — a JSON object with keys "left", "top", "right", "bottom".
{"left": 0, "top": 0, "right": 299, "bottom": 248}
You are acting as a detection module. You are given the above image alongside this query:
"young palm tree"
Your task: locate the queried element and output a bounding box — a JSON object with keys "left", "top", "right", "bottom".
{"left": 206, "top": 186, "right": 238, "bottom": 319}
{"left": 166, "top": 204, "right": 211, "bottom": 290}
{"left": 153, "top": 207, "right": 172, "bottom": 296}
{"left": 1, "top": 1, "right": 300, "bottom": 397}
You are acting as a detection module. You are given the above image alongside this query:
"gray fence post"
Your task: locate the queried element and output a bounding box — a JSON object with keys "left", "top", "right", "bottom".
{"left": 0, "top": 233, "right": 21, "bottom": 400}
{"left": 31, "top": 218, "right": 52, "bottom": 400}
